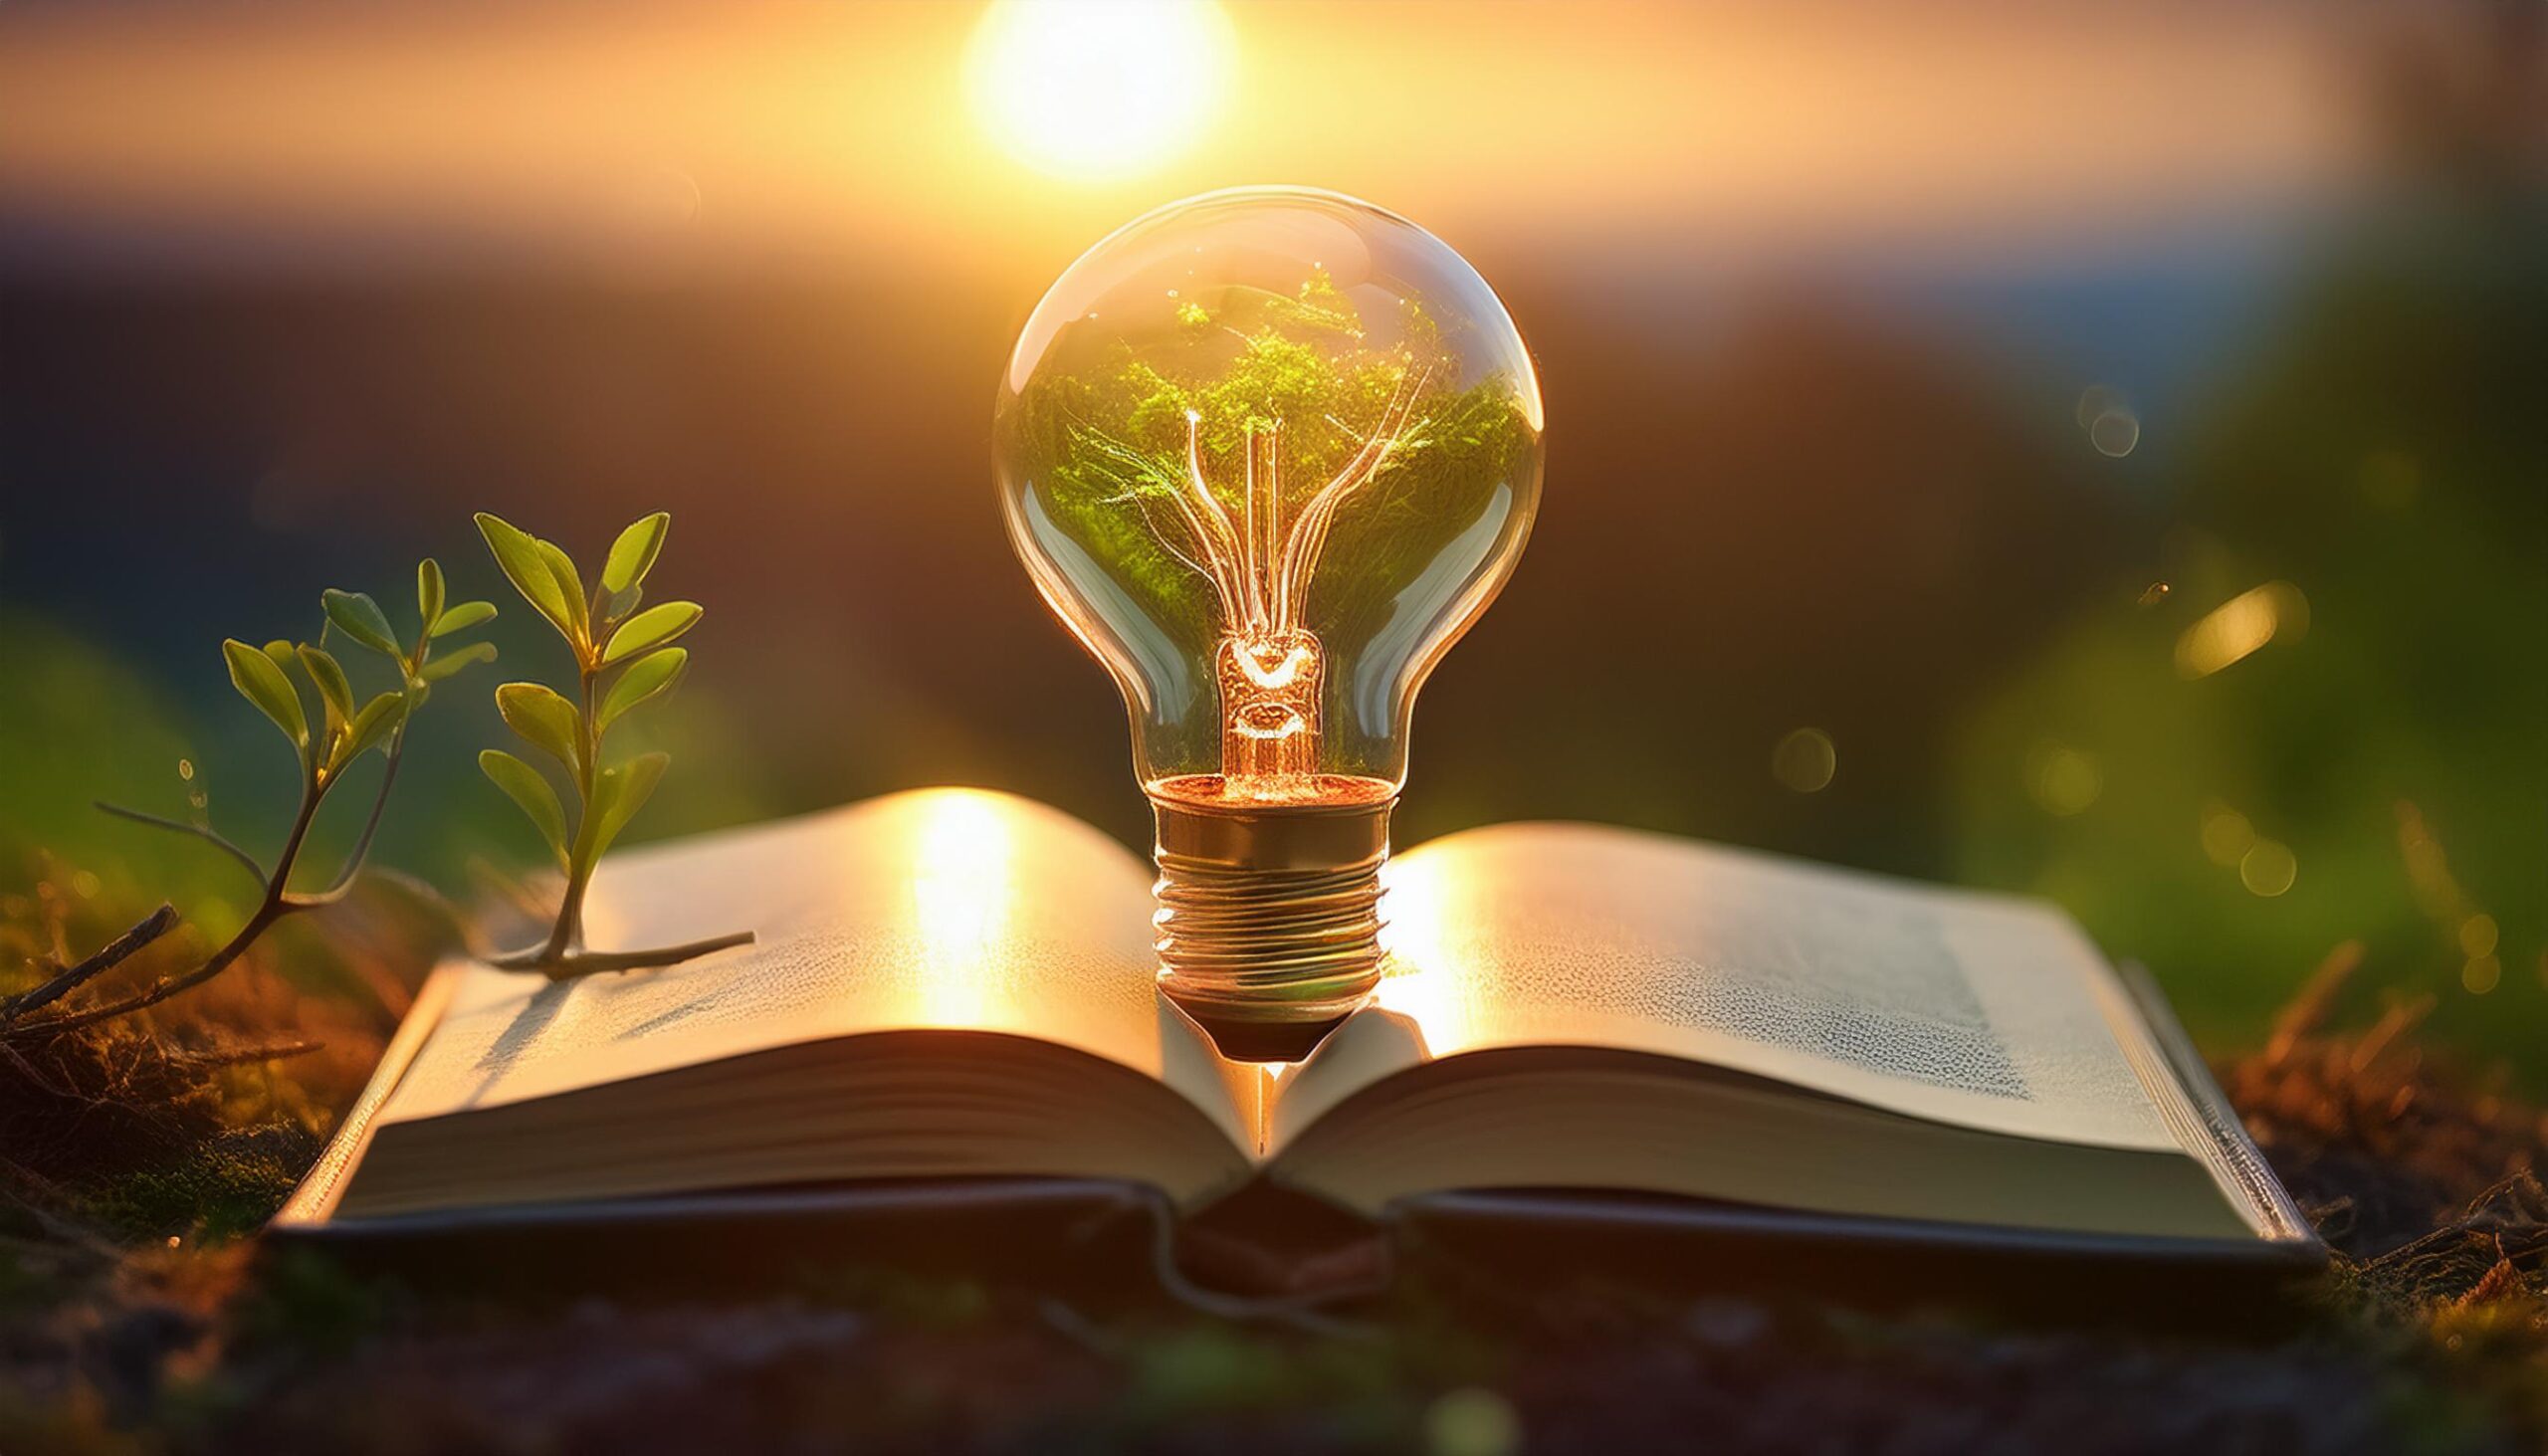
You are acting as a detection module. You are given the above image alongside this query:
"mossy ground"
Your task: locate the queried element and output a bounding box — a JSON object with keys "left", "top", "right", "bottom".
{"left": 2, "top": 873, "right": 2541, "bottom": 1455}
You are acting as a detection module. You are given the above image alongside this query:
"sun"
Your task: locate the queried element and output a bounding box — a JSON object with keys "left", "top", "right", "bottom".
{"left": 965, "top": 0, "right": 1234, "bottom": 181}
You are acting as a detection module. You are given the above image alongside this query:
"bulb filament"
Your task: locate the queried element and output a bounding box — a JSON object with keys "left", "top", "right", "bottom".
{"left": 1136, "top": 367, "right": 1428, "bottom": 799}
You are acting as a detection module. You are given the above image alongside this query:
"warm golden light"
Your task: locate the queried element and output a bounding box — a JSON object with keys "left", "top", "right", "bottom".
{"left": 1373, "top": 855, "right": 1475, "bottom": 1053}
{"left": 912, "top": 791, "right": 1016, "bottom": 1025}
{"left": 2175, "top": 581, "right": 2309, "bottom": 679}
{"left": 965, "top": 0, "right": 1233, "bottom": 181}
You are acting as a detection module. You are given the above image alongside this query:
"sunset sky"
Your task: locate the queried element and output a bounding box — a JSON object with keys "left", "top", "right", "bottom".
{"left": 0, "top": 1, "right": 2369, "bottom": 276}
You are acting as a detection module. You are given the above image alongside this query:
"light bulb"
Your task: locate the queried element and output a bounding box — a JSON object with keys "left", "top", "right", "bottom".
{"left": 995, "top": 186, "right": 1545, "bottom": 1060}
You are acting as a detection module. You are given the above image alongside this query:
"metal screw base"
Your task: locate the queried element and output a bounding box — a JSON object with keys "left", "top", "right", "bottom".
{"left": 1149, "top": 778, "right": 1393, "bottom": 1063}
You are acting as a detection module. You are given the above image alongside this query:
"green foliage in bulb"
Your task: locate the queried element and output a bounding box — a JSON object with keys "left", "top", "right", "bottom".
{"left": 1004, "top": 270, "right": 1535, "bottom": 770}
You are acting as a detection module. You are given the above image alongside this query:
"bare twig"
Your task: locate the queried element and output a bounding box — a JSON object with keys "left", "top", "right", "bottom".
{"left": 0, "top": 1036, "right": 78, "bottom": 1098}
{"left": 0, "top": 903, "right": 180, "bottom": 1025}
{"left": 3, "top": 772, "right": 327, "bottom": 1041}
{"left": 167, "top": 1038, "right": 324, "bottom": 1071}
{"left": 14, "top": 903, "right": 284, "bottom": 1041}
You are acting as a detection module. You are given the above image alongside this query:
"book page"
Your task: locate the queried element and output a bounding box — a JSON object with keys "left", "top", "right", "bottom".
{"left": 1278, "top": 822, "right": 2179, "bottom": 1152}
{"left": 371, "top": 789, "right": 1240, "bottom": 1143}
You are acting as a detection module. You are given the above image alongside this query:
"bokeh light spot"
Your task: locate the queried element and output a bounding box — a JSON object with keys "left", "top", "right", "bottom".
{"left": 2076, "top": 384, "right": 2140, "bottom": 456}
{"left": 1772, "top": 728, "right": 1836, "bottom": 793}
{"left": 2238, "top": 838, "right": 2297, "bottom": 897}
{"left": 2176, "top": 581, "right": 2308, "bottom": 679}
{"left": 2088, "top": 407, "right": 2141, "bottom": 457}
{"left": 2024, "top": 740, "right": 2103, "bottom": 816}
{"left": 2074, "top": 383, "right": 2124, "bottom": 429}
{"left": 2200, "top": 802, "right": 2254, "bottom": 866}
{"left": 2458, "top": 914, "right": 2498, "bottom": 958}
{"left": 2461, "top": 955, "right": 2501, "bottom": 996}
{"left": 1425, "top": 1386, "right": 1521, "bottom": 1456}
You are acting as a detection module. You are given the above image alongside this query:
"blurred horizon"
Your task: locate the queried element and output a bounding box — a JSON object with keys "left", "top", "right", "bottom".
{"left": 1, "top": 0, "right": 2539, "bottom": 1067}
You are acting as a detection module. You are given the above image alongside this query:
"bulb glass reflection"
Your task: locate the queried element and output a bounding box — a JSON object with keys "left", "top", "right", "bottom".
{"left": 995, "top": 186, "right": 1543, "bottom": 1057}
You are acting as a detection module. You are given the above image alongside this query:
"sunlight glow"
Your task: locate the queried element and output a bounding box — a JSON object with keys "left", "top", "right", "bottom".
{"left": 965, "top": 0, "right": 1233, "bottom": 180}
{"left": 912, "top": 792, "right": 1015, "bottom": 1025}
{"left": 1373, "top": 857, "right": 1473, "bottom": 1053}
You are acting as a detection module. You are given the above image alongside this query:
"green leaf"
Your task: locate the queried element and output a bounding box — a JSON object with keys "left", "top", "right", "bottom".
{"left": 416, "top": 640, "right": 496, "bottom": 684}
{"left": 321, "top": 589, "right": 401, "bottom": 658}
{"left": 496, "top": 682, "right": 583, "bottom": 776}
{"left": 262, "top": 640, "right": 298, "bottom": 677}
{"left": 601, "top": 602, "right": 702, "bottom": 666}
{"left": 605, "top": 583, "right": 642, "bottom": 622}
{"left": 480, "top": 749, "right": 569, "bottom": 867}
{"left": 534, "top": 537, "right": 590, "bottom": 644}
{"left": 335, "top": 692, "right": 406, "bottom": 767}
{"left": 588, "top": 751, "right": 668, "bottom": 860}
{"left": 417, "top": 558, "right": 446, "bottom": 640}
{"left": 295, "top": 645, "right": 355, "bottom": 731}
{"left": 224, "top": 638, "right": 308, "bottom": 751}
{"left": 601, "top": 512, "right": 669, "bottom": 596}
{"left": 430, "top": 600, "right": 498, "bottom": 638}
{"left": 475, "top": 513, "right": 579, "bottom": 644}
{"left": 597, "top": 647, "right": 685, "bottom": 731}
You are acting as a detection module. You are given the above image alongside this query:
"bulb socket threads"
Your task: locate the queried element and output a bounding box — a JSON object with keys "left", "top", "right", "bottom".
{"left": 1149, "top": 779, "right": 1393, "bottom": 1063}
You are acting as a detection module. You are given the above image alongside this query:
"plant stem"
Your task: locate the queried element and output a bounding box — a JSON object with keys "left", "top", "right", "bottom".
{"left": 306, "top": 631, "right": 434, "bottom": 906}
{"left": 19, "top": 902, "right": 282, "bottom": 1036}
{"left": 7, "top": 719, "right": 416, "bottom": 1041}
{"left": 0, "top": 904, "right": 179, "bottom": 1024}
{"left": 490, "top": 571, "right": 754, "bottom": 979}
{"left": 489, "top": 929, "right": 753, "bottom": 978}
{"left": 294, "top": 722, "right": 409, "bottom": 907}
{"left": 535, "top": 653, "right": 604, "bottom": 963}
{"left": 8, "top": 778, "right": 320, "bottom": 1039}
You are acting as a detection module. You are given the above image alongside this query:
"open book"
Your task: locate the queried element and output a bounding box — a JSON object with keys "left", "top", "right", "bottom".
{"left": 279, "top": 790, "right": 2314, "bottom": 1269}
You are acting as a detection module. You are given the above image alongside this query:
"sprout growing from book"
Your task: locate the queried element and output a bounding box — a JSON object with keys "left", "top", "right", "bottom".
{"left": 0, "top": 562, "right": 498, "bottom": 1040}
{"left": 474, "top": 512, "right": 753, "bottom": 977}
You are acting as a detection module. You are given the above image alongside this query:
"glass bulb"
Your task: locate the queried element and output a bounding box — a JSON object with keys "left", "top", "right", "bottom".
{"left": 994, "top": 186, "right": 1544, "bottom": 1060}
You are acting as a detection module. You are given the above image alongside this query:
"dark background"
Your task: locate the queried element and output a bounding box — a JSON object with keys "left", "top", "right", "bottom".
{"left": 1, "top": 1, "right": 2538, "bottom": 1063}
